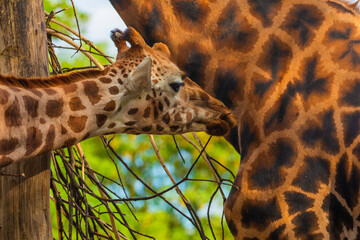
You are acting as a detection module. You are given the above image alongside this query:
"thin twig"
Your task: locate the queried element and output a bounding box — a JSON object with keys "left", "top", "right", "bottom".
{"left": 46, "top": 29, "right": 104, "bottom": 70}
{"left": 68, "top": 0, "right": 83, "bottom": 56}
{"left": 76, "top": 143, "right": 123, "bottom": 240}
{"left": 182, "top": 134, "right": 226, "bottom": 199}
{"left": 45, "top": 11, "right": 113, "bottom": 63}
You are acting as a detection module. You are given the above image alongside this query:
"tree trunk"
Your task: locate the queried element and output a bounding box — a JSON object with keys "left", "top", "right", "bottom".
{"left": 0, "top": 0, "right": 52, "bottom": 239}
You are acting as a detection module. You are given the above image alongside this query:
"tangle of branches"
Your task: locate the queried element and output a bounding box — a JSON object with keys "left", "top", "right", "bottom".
{"left": 45, "top": 6, "right": 236, "bottom": 240}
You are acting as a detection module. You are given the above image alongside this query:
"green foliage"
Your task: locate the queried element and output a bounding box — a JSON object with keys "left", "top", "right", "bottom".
{"left": 44, "top": 0, "right": 89, "bottom": 29}
{"left": 44, "top": 1, "right": 240, "bottom": 239}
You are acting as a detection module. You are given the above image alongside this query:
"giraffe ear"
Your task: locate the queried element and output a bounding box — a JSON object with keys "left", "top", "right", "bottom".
{"left": 153, "top": 43, "right": 171, "bottom": 57}
{"left": 128, "top": 56, "right": 152, "bottom": 92}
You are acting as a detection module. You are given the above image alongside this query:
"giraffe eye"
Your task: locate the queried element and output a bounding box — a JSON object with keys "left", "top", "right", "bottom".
{"left": 169, "top": 82, "right": 184, "bottom": 92}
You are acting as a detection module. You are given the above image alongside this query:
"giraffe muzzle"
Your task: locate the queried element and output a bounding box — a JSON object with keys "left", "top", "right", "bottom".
{"left": 205, "top": 111, "right": 237, "bottom": 136}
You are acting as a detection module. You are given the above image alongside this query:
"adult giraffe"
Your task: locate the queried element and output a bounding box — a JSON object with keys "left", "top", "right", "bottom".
{"left": 111, "top": 0, "right": 360, "bottom": 238}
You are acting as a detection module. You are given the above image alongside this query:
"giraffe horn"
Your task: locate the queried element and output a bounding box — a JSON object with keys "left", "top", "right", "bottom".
{"left": 111, "top": 28, "right": 130, "bottom": 60}
{"left": 123, "top": 27, "right": 147, "bottom": 48}
{"left": 110, "top": 28, "right": 129, "bottom": 52}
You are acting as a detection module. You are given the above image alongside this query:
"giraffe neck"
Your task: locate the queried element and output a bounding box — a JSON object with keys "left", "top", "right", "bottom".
{"left": 112, "top": 0, "right": 360, "bottom": 238}
{"left": 0, "top": 68, "right": 128, "bottom": 166}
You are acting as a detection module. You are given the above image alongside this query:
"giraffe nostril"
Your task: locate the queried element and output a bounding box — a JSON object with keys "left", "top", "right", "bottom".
{"left": 220, "top": 112, "right": 232, "bottom": 120}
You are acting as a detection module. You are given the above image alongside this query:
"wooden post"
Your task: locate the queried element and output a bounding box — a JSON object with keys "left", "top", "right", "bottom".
{"left": 0, "top": 0, "right": 52, "bottom": 239}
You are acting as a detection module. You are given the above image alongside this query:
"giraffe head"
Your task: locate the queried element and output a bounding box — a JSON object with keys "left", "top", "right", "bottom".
{"left": 109, "top": 28, "right": 236, "bottom": 136}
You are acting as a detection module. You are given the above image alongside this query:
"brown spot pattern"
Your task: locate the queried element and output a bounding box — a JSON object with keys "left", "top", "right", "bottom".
{"left": 158, "top": 101, "right": 164, "bottom": 111}
{"left": 96, "top": 114, "right": 107, "bottom": 127}
{"left": 0, "top": 138, "right": 19, "bottom": 155}
{"left": 175, "top": 113, "right": 182, "bottom": 122}
{"left": 153, "top": 107, "right": 159, "bottom": 119}
{"left": 172, "top": 0, "right": 210, "bottom": 25}
{"left": 108, "top": 123, "right": 116, "bottom": 128}
{"left": 104, "top": 131, "right": 116, "bottom": 135}
{"left": 162, "top": 113, "right": 170, "bottom": 124}
{"left": 281, "top": 4, "right": 324, "bottom": 48}
{"left": 142, "top": 126, "right": 152, "bottom": 132}
{"left": 83, "top": 81, "right": 102, "bottom": 105}
{"left": 29, "top": 89, "right": 42, "bottom": 97}
{"left": 63, "top": 138, "right": 77, "bottom": 148}
{"left": 257, "top": 36, "right": 292, "bottom": 81}
{"left": 186, "top": 112, "right": 192, "bottom": 122}
{"left": 99, "top": 77, "right": 112, "bottom": 83}
{"left": 215, "top": 1, "right": 259, "bottom": 53}
{"left": 124, "top": 127, "right": 133, "bottom": 132}
{"left": 109, "top": 86, "right": 120, "bottom": 95}
{"left": 164, "top": 97, "right": 170, "bottom": 106}
{"left": 170, "top": 125, "right": 179, "bottom": 132}
{"left": 46, "top": 98, "right": 64, "bottom": 118}
{"left": 44, "top": 88, "right": 57, "bottom": 95}
{"left": 68, "top": 116, "right": 88, "bottom": 133}
{"left": 5, "top": 98, "right": 22, "bottom": 127}
{"left": 143, "top": 107, "right": 151, "bottom": 118}
{"left": 125, "top": 121, "right": 136, "bottom": 126}
{"left": 25, "top": 127, "right": 42, "bottom": 155}
{"left": 40, "top": 125, "right": 56, "bottom": 153}
{"left": 23, "top": 95, "right": 39, "bottom": 118}
{"left": 69, "top": 97, "right": 86, "bottom": 111}
{"left": 128, "top": 108, "right": 139, "bottom": 115}
{"left": 0, "top": 88, "right": 10, "bottom": 104}
{"left": 62, "top": 83, "right": 78, "bottom": 94}
{"left": 61, "top": 125, "right": 67, "bottom": 134}
{"left": 156, "top": 125, "right": 164, "bottom": 132}
{"left": 104, "top": 100, "right": 116, "bottom": 111}
{"left": 248, "top": 0, "right": 282, "bottom": 28}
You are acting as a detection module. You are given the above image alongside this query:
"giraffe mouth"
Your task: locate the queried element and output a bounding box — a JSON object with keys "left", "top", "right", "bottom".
{"left": 205, "top": 112, "right": 237, "bottom": 136}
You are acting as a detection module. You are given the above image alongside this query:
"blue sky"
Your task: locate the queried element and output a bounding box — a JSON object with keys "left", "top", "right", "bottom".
{"left": 74, "top": 0, "right": 127, "bottom": 55}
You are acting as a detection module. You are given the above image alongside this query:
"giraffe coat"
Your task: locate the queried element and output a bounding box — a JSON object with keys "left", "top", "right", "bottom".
{"left": 111, "top": 0, "right": 360, "bottom": 238}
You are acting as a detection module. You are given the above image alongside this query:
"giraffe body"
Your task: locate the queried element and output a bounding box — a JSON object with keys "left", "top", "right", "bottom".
{"left": 0, "top": 28, "right": 235, "bottom": 168}
{"left": 111, "top": 0, "right": 360, "bottom": 238}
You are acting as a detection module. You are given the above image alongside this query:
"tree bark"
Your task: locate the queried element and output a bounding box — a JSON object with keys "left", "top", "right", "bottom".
{"left": 0, "top": 0, "right": 52, "bottom": 239}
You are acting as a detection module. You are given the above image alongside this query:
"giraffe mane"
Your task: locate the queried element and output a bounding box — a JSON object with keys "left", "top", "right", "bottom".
{"left": 0, "top": 68, "right": 108, "bottom": 89}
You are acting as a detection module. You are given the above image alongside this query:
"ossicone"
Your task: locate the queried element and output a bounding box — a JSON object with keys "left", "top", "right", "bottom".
{"left": 110, "top": 27, "right": 146, "bottom": 48}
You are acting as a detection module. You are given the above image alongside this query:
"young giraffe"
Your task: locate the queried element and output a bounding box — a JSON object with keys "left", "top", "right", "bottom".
{"left": 0, "top": 27, "right": 236, "bottom": 168}
{"left": 111, "top": 0, "right": 360, "bottom": 239}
